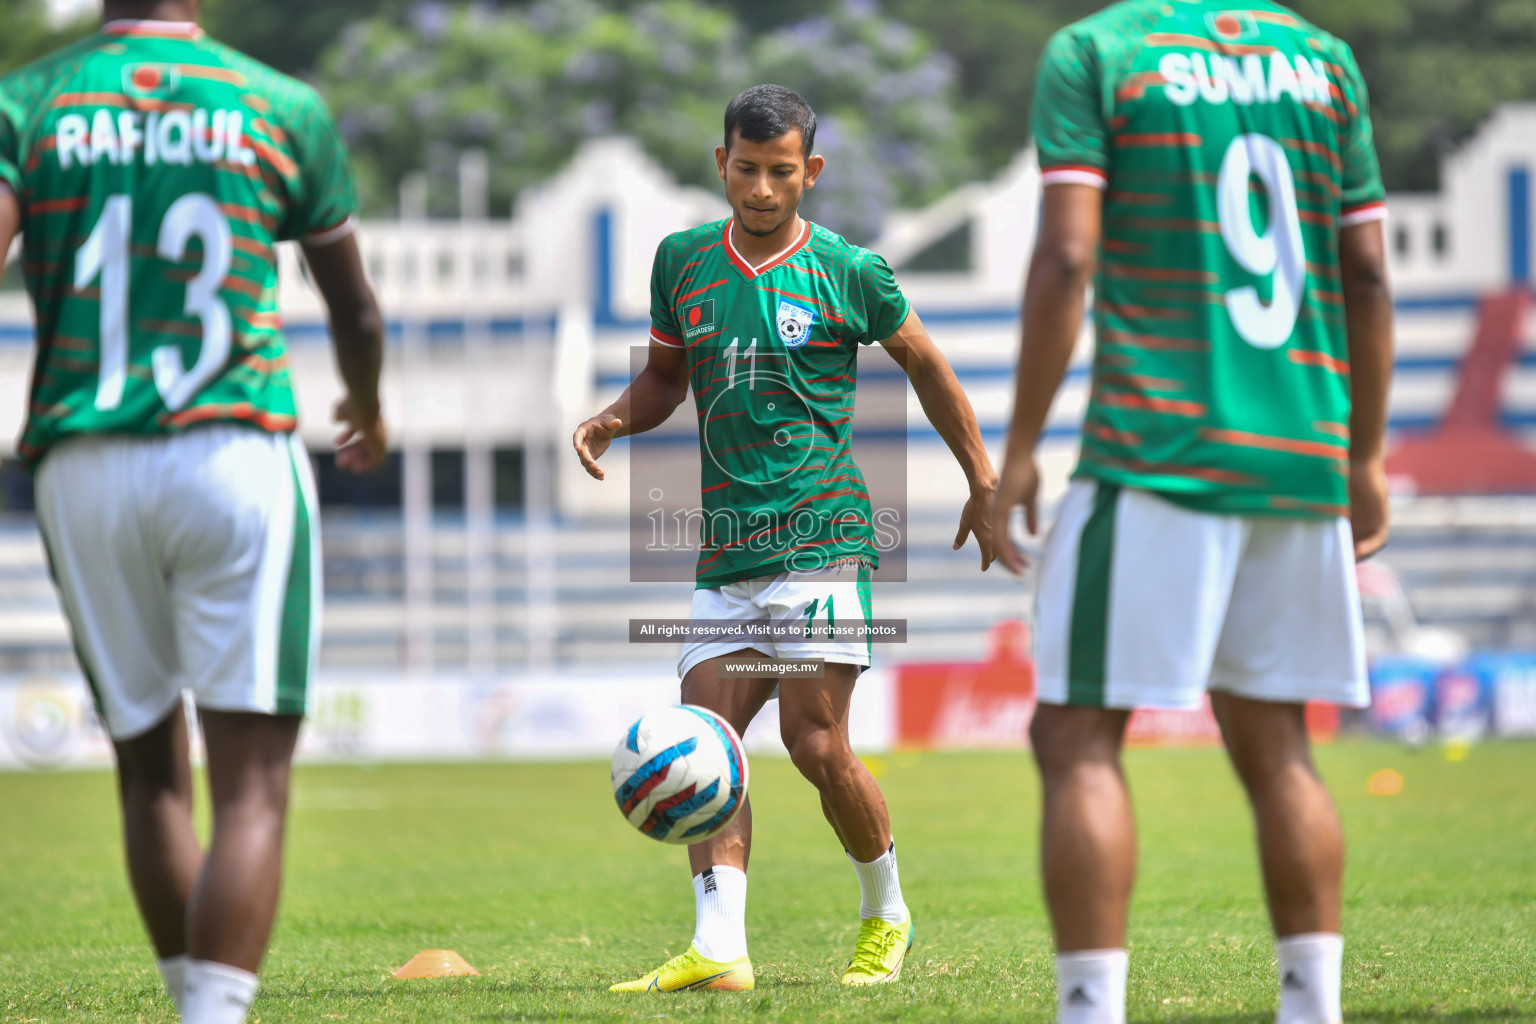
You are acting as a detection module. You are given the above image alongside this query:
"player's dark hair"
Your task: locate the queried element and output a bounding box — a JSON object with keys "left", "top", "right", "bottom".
{"left": 724, "top": 85, "right": 817, "bottom": 158}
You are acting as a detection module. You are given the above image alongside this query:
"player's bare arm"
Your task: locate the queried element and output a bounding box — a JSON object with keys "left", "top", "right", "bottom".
{"left": 303, "top": 234, "right": 387, "bottom": 474}
{"left": 877, "top": 310, "right": 998, "bottom": 570}
{"left": 573, "top": 340, "right": 690, "bottom": 481}
{"left": 0, "top": 186, "right": 18, "bottom": 286}
{"left": 1340, "top": 220, "right": 1394, "bottom": 561}
{"left": 992, "top": 183, "right": 1102, "bottom": 574}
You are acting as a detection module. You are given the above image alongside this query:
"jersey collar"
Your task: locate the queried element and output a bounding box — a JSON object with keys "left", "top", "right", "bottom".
{"left": 723, "top": 218, "right": 811, "bottom": 280}
{"left": 101, "top": 20, "right": 205, "bottom": 40}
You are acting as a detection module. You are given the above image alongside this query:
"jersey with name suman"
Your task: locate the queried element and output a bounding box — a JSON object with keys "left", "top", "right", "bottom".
{"left": 0, "top": 20, "right": 358, "bottom": 469}
{"left": 649, "top": 218, "right": 910, "bottom": 587}
{"left": 1034, "top": 0, "right": 1387, "bottom": 518}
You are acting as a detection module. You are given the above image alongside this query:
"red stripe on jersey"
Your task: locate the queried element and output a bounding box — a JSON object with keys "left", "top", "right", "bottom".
{"left": 1100, "top": 372, "right": 1187, "bottom": 393}
{"left": 224, "top": 276, "right": 267, "bottom": 299}
{"left": 701, "top": 481, "right": 731, "bottom": 493}
{"left": 1102, "top": 302, "right": 1196, "bottom": 322}
{"left": 52, "top": 92, "right": 132, "bottom": 108}
{"left": 676, "top": 279, "right": 727, "bottom": 303}
{"left": 1252, "top": 11, "right": 1301, "bottom": 25}
{"left": 29, "top": 197, "right": 88, "bottom": 214}
{"left": 650, "top": 327, "right": 683, "bottom": 346}
{"left": 176, "top": 65, "right": 247, "bottom": 86}
{"left": 1103, "top": 264, "right": 1217, "bottom": 283}
{"left": 1312, "top": 421, "right": 1351, "bottom": 440}
{"left": 1269, "top": 496, "right": 1350, "bottom": 516}
{"left": 1106, "top": 191, "right": 1173, "bottom": 206}
{"left": 1097, "top": 392, "right": 1207, "bottom": 417}
{"left": 1096, "top": 456, "right": 1258, "bottom": 487}
{"left": 1311, "top": 288, "right": 1345, "bottom": 306}
{"left": 1114, "top": 72, "right": 1167, "bottom": 102}
{"left": 1288, "top": 349, "right": 1350, "bottom": 375}
{"left": 1280, "top": 138, "right": 1342, "bottom": 171}
{"left": 137, "top": 319, "right": 202, "bottom": 338}
{"left": 1143, "top": 33, "right": 1275, "bottom": 56}
{"left": 1098, "top": 328, "right": 1208, "bottom": 352}
{"left": 161, "top": 404, "right": 295, "bottom": 431}
{"left": 1123, "top": 216, "right": 1222, "bottom": 234}
{"left": 1104, "top": 239, "right": 1148, "bottom": 255}
{"left": 1202, "top": 428, "right": 1347, "bottom": 459}
{"left": 1087, "top": 422, "right": 1143, "bottom": 447}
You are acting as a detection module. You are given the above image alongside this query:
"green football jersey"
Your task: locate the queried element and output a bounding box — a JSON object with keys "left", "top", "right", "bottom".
{"left": 1033, "top": 0, "right": 1386, "bottom": 518}
{"left": 649, "top": 218, "right": 910, "bottom": 586}
{"left": 0, "top": 19, "right": 358, "bottom": 469}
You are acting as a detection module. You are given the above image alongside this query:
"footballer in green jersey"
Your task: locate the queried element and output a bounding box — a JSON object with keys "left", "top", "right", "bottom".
{"left": 991, "top": 4, "right": 1395, "bottom": 1022}
{"left": 575, "top": 85, "right": 996, "bottom": 993}
{"left": 0, "top": 10, "right": 358, "bottom": 468}
{"left": 0, "top": 4, "right": 386, "bottom": 1022}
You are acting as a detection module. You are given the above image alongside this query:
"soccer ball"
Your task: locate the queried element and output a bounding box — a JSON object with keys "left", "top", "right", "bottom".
{"left": 611, "top": 705, "right": 748, "bottom": 845}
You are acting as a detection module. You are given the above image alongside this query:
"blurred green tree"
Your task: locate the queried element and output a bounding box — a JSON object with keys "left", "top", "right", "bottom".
{"left": 314, "top": 0, "right": 972, "bottom": 242}
{"left": 0, "top": 0, "right": 92, "bottom": 77}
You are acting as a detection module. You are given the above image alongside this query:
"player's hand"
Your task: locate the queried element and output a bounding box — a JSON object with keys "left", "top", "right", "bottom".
{"left": 333, "top": 395, "right": 387, "bottom": 474}
{"left": 954, "top": 475, "right": 998, "bottom": 571}
{"left": 573, "top": 413, "right": 624, "bottom": 480}
{"left": 992, "top": 453, "right": 1040, "bottom": 577}
{"left": 1349, "top": 456, "right": 1390, "bottom": 561}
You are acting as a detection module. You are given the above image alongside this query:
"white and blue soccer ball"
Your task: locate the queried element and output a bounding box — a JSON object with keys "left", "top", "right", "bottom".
{"left": 611, "top": 705, "right": 748, "bottom": 845}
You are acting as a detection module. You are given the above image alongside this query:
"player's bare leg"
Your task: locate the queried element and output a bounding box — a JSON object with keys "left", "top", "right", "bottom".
{"left": 609, "top": 657, "right": 775, "bottom": 992}
{"left": 1213, "top": 693, "right": 1345, "bottom": 1024}
{"left": 680, "top": 657, "right": 777, "bottom": 877}
{"left": 778, "top": 665, "right": 912, "bottom": 984}
{"left": 1031, "top": 704, "right": 1136, "bottom": 950}
{"left": 777, "top": 665, "right": 889, "bottom": 861}
{"left": 114, "top": 702, "right": 203, "bottom": 1009}
{"left": 186, "top": 710, "right": 301, "bottom": 971}
{"left": 1031, "top": 704, "right": 1134, "bottom": 1023}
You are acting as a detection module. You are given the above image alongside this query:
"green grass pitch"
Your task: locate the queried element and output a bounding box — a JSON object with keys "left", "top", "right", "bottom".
{"left": 1, "top": 742, "right": 1533, "bottom": 1022}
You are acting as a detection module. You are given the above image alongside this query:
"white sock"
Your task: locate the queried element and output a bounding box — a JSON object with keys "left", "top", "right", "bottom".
{"left": 181, "top": 959, "right": 258, "bottom": 1024}
{"left": 1055, "top": 949, "right": 1128, "bottom": 1024}
{"left": 1276, "top": 933, "right": 1344, "bottom": 1024}
{"left": 157, "top": 954, "right": 189, "bottom": 1012}
{"left": 848, "top": 840, "right": 908, "bottom": 924}
{"left": 691, "top": 866, "right": 748, "bottom": 962}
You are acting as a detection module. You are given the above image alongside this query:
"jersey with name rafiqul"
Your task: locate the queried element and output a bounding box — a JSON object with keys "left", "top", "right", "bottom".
{"left": 649, "top": 218, "right": 910, "bottom": 587}
{"left": 0, "top": 20, "right": 358, "bottom": 468}
{"left": 1034, "top": 0, "right": 1387, "bottom": 518}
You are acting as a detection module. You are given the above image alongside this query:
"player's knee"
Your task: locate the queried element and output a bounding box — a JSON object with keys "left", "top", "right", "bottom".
{"left": 782, "top": 723, "right": 846, "bottom": 783}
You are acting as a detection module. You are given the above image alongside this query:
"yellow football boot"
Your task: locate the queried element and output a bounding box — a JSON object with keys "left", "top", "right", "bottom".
{"left": 609, "top": 944, "right": 755, "bottom": 992}
{"left": 840, "top": 914, "right": 913, "bottom": 986}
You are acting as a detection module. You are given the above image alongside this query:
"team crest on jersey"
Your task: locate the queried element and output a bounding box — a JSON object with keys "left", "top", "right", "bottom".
{"left": 775, "top": 300, "right": 816, "bottom": 348}
{"left": 681, "top": 298, "right": 716, "bottom": 339}
{"left": 1206, "top": 10, "right": 1259, "bottom": 43}
{"left": 122, "top": 64, "right": 181, "bottom": 99}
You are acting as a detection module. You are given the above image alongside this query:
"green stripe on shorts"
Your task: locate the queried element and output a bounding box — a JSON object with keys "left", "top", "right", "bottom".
{"left": 857, "top": 560, "right": 873, "bottom": 661}
{"left": 1067, "top": 482, "right": 1119, "bottom": 707}
{"left": 275, "top": 441, "right": 315, "bottom": 716}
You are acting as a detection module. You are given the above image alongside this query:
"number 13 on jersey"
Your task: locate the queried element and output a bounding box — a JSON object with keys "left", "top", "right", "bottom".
{"left": 76, "top": 192, "right": 233, "bottom": 413}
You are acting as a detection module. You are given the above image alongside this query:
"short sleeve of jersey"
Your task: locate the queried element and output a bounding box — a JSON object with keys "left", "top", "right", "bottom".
{"left": 0, "top": 88, "right": 22, "bottom": 196}
{"left": 279, "top": 85, "right": 358, "bottom": 243}
{"left": 1032, "top": 28, "right": 1109, "bottom": 189}
{"left": 1335, "top": 42, "right": 1386, "bottom": 225}
{"left": 648, "top": 238, "right": 683, "bottom": 347}
{"left": 856, "top": 251, "right": 909, "bottom": 344}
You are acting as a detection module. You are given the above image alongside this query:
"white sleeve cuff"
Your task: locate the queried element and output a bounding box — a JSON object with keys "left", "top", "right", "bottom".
{"left": 302, "top": 215, "right": 358, "bottom": 247}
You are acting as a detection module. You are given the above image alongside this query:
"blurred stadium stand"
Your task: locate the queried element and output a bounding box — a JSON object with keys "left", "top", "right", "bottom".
{"left": 3, "top": 108, "right": 1536, "bottom": 676}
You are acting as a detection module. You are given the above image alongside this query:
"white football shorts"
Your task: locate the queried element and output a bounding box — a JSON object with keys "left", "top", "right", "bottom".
{"left": 34, "top": 425, "right": 322, "bottom": 739}
{"left": 1033, "top": 479, "right": 1368, "bottom": 710}
{"left": 678, "top": 558, "right": 874, "bottom": 683}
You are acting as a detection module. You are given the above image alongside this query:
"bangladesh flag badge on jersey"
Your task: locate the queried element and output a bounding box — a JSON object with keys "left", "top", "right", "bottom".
{"left": 681, "top": 298, "right": 715, "bottom": 340}
{"left": 122, "top": 63, "right": 182, "bottom": 100}
{"left": 1206, "top": 10, "right": 1260, "bottom": 42}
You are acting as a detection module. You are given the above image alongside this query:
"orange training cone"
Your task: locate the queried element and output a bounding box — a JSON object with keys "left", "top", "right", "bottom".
{"left": 393, "top": 949, "right": 481, "bottom": 978}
